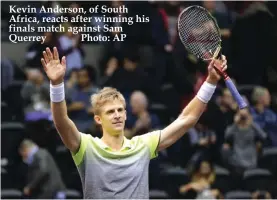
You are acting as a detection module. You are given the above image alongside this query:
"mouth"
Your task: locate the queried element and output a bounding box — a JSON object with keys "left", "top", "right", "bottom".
{"left": 113, "top": 122, "right": 123, "bottom": 125}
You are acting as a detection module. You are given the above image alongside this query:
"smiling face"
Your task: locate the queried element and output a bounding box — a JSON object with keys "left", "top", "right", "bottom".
{"left": 94, "top": 99, "right": 127, "bottom": 136}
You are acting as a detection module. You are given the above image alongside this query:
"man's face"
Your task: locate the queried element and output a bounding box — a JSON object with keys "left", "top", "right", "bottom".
{"left": 95, "top": 100, "right": 127, "bottom": 135}
{"left": 19, "top": 147, "right": 29, "bottom": 161}
{"left": 199, "top": 161, "right": 212, "bottom": 175}
{"left": 130, "top": 94, "right": 146, "bottom": 115}
{"left": 123, "top": 58, "right": 136, "bottom": 71}
{"left": 221, "top": 90, "right": 234, "bottom": 107}
{"left": 203, "top": 0, "right": 215, "bottom": 11}
{"left": 77, "top": 69, "right": 90, "bottom": 87}
{"left": 261, "top": 90, "right": 271, "bottom": 107}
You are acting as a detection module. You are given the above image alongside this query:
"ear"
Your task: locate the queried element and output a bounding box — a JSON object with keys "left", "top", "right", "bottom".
{"left": 94, "top": 115, "right": 102, "bottom": 125}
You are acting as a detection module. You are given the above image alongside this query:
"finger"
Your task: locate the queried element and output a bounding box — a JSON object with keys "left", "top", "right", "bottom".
{"left": 221, "top": 55, "right": 227, "bottom": 66}
{"left": 222, "top": 65, "right": 228, "bottom": 72}
{"left": 53, "top": 47, "right": 59, "bottom": 60}
{"left": 221, "top": 54, "right": 226, "bottom": 61}
{"left": 46, "top": 47, "right": 53, "bottom": 60}
{"left": 221, "top": 60, "right": 227, "bottom": 69}
{"left": 41, "top": 58, "right": 47, "bottom": 71}
{"left": 208, "top": 59, "right": 215, "bottom": 71}
{"left": 61, "top": 56, "right": 66, "bottom": 67}
{"left": 209, "top": 59, "right": 216, "bottom": 67}
{"left": 43, "top": 51, "right": 49, "bottom": 63}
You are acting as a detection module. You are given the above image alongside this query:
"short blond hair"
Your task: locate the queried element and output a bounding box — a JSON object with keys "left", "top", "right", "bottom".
{"left": 252, "top": 86, "right": 267, "bottom": 104}
{"left": 90, "top": 87, "right": 126, "bottom": 115}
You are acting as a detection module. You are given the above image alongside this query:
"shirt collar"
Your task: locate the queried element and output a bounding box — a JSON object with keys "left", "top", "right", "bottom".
{"left": 97, "top": 137, "right": 132, "bottom": 151}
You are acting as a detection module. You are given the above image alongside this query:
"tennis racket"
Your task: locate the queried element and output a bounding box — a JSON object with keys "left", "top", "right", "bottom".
{"left": 178, "top": 5, "right": 247, "bottom": 109}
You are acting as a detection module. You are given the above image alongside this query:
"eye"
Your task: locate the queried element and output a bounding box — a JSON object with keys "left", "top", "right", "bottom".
{"left": 107, "top": 110, "right": 114, "bottom": 114}
{"left": 118, "top": 108, "right": 124, "bottom": 112}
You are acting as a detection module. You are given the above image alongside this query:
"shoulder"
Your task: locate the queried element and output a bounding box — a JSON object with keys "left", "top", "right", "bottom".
{"left": 265, "top": 108, "right": 277, "bottom": 117}
{"left": 71, "top": 132, "right": 94, "bottom": 166}
{"left": 226, "top": 124, "right": 237, "bottom": 133}
{"left": 133, "top": 130, "right": 161, "bottom": 159}
{"left": 89, "top": 86, "right": 100, "bottom": 94}
{"left": 134, "top": 130, "right": 161, "bottom": 142}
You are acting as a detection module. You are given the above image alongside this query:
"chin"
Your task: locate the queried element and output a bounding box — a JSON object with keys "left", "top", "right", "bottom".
{"left": 111, "top": 126, "right": 124, "bottom": 134}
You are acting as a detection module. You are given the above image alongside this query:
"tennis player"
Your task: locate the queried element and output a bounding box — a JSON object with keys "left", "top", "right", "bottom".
{"left": 41, "top": 47, "right": 227, "bottom": 199}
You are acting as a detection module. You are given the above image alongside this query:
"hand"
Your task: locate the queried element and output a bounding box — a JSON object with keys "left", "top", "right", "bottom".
{"left": 134, "top": 112, "right": 151, "bottom": 130}
{"left": 206, "top": 55, "right": 227, "bottom": 85}
{"left": 189, "top": 181, "right": 207, "bottom": 192}
{"left": 164, "top": 44, "right": 173, "bottom": 52}
{"left": 199, "top": 138, "right": 209, "bottom": 146}
{"left": 223, "top": 143, "right": 230, "bottom": 150}
{"left": 210, "top": 135, "right": 216, "bottom": 144}
{"left": 72, "top": 102, "right": 85, "bottom": 110}
{"left": 211, "top": 189, "right": 221, "bottom": 198}
{"left": 41, "top": 47, "right": 66, "bottom": 85}
{"left": 105, "top": 57, "right": 118, "bottom": 76}
{"left": 23, "top": 187, "right": 31, "bottom": 196}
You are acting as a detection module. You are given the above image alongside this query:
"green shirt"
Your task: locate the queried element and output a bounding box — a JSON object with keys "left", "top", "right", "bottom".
{"left": 72, "top": 130, "right": 161, "bottom": 199}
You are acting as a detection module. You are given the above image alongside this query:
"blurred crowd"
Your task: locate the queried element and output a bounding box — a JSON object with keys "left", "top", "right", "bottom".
{"left": 1, "top": 1, "right": 277, "bottom": 199}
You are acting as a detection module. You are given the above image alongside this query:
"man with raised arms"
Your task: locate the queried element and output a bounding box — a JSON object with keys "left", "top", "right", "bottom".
{"left": 41, "top": 47, "right": 227, "bottom": 199}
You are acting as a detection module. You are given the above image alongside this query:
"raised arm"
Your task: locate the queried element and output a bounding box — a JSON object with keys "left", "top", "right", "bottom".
{"left": 41, "top": 47, "right": 80, "bottom": 153}
{"left": 158, "top": 56, "right": 227, "bottom": 151}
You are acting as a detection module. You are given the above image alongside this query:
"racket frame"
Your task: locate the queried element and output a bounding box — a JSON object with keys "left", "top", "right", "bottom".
{"left": 178, "top": 5, "right": 248, "bottom": 109}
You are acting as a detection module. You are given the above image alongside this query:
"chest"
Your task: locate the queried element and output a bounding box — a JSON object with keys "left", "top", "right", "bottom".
{"left": 84, "top": 148, "right": 149, "bottom": 184}
{"left": 234, "top": 129, "right": 256, "bottom": 145}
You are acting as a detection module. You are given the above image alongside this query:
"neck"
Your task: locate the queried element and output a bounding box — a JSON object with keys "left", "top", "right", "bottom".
{"left": 255, "top": 104, "right": 265, "bottom": 113}
{"left": 101, "top": 132, "right": 124, "bottom": 151}
{"left": 80, "top": 84, "right": 91, "bottom": 91}
{"left": 137, "top": 110, "right": 148, "bottom": 118}
{"left": 237, "top": 122, "right": 250, "bottom": 129}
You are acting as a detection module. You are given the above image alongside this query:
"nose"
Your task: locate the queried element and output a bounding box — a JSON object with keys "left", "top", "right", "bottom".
{"left": 114, "top": 110, "right": 120, "bottom": 118}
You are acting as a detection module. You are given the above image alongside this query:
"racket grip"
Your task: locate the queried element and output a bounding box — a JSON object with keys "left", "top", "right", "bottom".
{"left": 225, "top": 78, "right": 248, "bottom": 109}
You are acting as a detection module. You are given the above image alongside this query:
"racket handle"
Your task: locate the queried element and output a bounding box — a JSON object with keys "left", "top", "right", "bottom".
{"left": 225, "top": 78, "right": 248, "bottom": 109}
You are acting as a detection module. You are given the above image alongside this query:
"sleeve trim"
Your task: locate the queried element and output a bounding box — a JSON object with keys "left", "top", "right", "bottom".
{"left": 72, "top": 133, "right": 88, "bottom": 166}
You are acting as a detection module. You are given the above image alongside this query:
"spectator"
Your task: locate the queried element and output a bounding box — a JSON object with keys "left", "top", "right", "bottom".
{"left": 21, "top": 69, "right": 50, "bottom": 115}
{"left": 230, "top": 2, "right": 277, "bottom": 85}
{"left": 66, "top": 67, "right": 99, "bottom": 132}
{"left": 250, "top": 86, "right": 277, "bottom": 146}
{"left": 1, "top": 58, "right": 14, "bottom": 91}
{"left": 179, "top": 160, "right": 223, "bottom": 199}
{"left": 188, "top": 115, "right": 217, "bottom": 162}
{"left": 65, "top": 69, "right": 78, "bottom": 89}
{"left": 102, "top": 48, "right": 155, "bottom": 100}
{"left": 19, "top": 139, "right": 65, "bottom": 199}
{"left": 25, "top": 32, "right": 59, "bottom": 68}
{"left": 202, "top": 0, "right": 232, "bottom": 39}
{"left": 125, "top": 91, "right": 161, "bottom": 138}
{"left": 252, "top": 190, "right": 272, "bottom": 199}
{"left": 59, "top": 24, "right": 84, "bottom": 75}
{"left": 221, "top": 108, "right": 267, "bottom": 175}
{"left": 205, "top": 88, "right": 237, "bottom": 154}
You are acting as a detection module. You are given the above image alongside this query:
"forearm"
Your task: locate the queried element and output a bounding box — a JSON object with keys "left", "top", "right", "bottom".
{"left": 51, "top": 100, "right": 71, "bottom": 128}
{"left": 27, "top": 170, "right": 48, "bottom": 190}
{"left": 50, "top": 82, "right": 80, "bottom": 152}
{"left": 179, "top": 97, "right": 207, "bottom": 127}
{"left": 181, "top": 77, "right": 216, "bottom": 121}
{"left": 159, "top": 79, "right": 217, "bottom": 150}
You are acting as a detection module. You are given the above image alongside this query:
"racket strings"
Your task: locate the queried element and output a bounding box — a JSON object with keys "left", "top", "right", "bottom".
{"left": 178, "top": 7, "right": 221, "bottom": 60}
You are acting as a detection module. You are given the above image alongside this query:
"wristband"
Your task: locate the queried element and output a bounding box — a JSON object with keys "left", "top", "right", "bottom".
{"left": 50, "top": 82, "right": 65, "bottom": 102}
{"left": 196, "top": 81, "right": 216, "bottom": 103}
